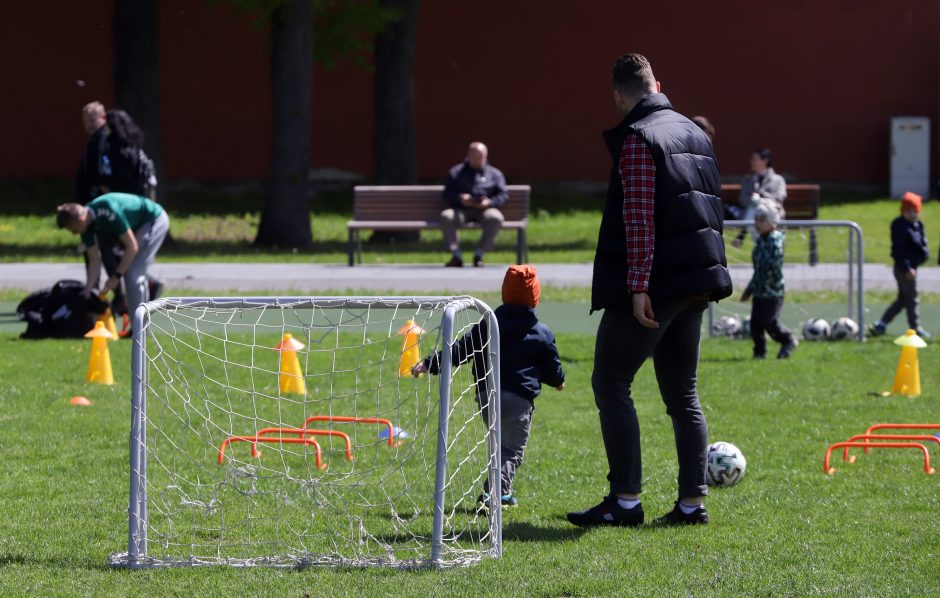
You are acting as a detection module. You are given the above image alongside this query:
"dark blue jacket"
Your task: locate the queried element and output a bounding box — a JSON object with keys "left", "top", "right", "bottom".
{"left": 443, "top": 161, "right": 509, "bottom": 209}
{"left": 890, "top": 216, "right": 928, "bottom": 270}
{"left": 425, "top": 304, "right": 564, "bottom": 401}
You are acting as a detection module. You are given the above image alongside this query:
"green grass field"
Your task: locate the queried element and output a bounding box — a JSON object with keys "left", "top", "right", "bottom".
{"left": 1, "top": 309, "right": 939, "bottom": 595}
{"left": 2, "top": 193, "right": 938, "bottom": 266}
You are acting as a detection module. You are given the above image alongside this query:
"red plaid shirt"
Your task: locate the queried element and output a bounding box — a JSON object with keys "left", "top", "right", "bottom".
{"left": 619, "top": 133, "right": 656, "bottom": 293}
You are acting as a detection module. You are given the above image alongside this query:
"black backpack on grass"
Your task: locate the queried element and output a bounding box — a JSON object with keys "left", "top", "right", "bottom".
{"left": 16, "top": 280, "right": 108, "bottom": 339}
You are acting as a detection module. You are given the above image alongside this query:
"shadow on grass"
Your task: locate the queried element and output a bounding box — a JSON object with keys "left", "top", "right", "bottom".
{"left": 0, "top": 552, "right": 113, "bottom": 571}
{"left": 502, "top": 520, "right": 587, "bottom": 543}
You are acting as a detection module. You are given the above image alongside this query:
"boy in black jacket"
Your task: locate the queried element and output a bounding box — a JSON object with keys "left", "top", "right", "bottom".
{"left": 870, "top": 192, "right": 930, "bottom": 338}
{"left": 413, "top": 265, "right": 565, "bottom": 509}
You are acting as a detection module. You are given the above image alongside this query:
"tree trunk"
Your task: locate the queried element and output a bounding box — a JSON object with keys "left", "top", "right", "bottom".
{"left": 113, "top": 0, "right": 163, "bottom": 198}
{"left": 373, "top": 0, "right": 419, "bottom": 184}
{"left": 370, "top": 0, "right": 420, "bottom": 244}
{"left": 256, "top": 0, "right": 313, "bottom": 248}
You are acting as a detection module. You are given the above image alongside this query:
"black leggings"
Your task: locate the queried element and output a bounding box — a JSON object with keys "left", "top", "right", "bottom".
{"left": 592, "top": 298, "right": 709, "bottom": 499}
{"left": 750, "top": 296, "right": 793, "bottom": 356}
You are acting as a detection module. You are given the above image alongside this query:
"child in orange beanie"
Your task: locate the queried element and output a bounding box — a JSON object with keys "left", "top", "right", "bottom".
{"left": 413, "top": 265, "right": 565, "bottom": 510}
{"left": 870, "top": 192, "right": 930, "bottom": 337}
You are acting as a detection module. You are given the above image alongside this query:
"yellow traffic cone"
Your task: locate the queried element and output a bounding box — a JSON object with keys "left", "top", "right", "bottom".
{"left": 398, "top": 320, "right": 426, "bottom": 377}
{"left": 274, "top": 333, "right": 306, "bottom": 395}
{"left": 96, "top": 293, "right": 118, "bottom": 337}
{"left": 891, "top": 329, "right": 927, "bottom": 397}
{"left": 84, "top": 321, "right": 114, "bottom": 385}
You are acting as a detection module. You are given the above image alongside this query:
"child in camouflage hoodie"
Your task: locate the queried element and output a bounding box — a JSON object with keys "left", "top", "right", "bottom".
{"left": 740, "top": 201, "right": 798, "bottom": 359}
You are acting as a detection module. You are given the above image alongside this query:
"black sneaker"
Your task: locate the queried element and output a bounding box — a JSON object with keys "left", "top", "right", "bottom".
{"left": 777, "top": 338, "right": 798, "bottom": 359}
{"left": 566, "top": 495, "right": 644, "bottom": 528}
{"left": 472, "top": 255, "right": 484, "bottom": 268}
{"left": 476, "top": 492, "right": 517, "bottom": 514}
{"left": 753, "top": 352, "right": 766, "bottom": 360}
{"left": 652, "top": 501, "right": 709, "bottom": 526}
{"left": 445, "top": 255, "right": 464, "bottom": 268}
{"left": 868, "top": 322, "right": 886, "bottom": 337}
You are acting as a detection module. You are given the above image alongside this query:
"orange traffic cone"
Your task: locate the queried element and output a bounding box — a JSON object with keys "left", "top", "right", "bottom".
{"left": 85, "top": 321, "right": 114, "bottom": 385}
{"left": 398, "top": 320, "right": 426, "bottom": 377}
{"left": 274, "top": 333, "right": 306, "bottom": 395}
{"left": 891, "top": 329, "right": 927, "bottom": 397}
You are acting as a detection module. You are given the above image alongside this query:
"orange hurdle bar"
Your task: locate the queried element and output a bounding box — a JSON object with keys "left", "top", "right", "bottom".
{"left": 824, "top": 442, "right": 935, "bottom": 475}
{"left": 253, "top": 427, "right": 355, "bottom": 461}
{"left": 862, "top": 424, "right": 940, "bottom": 454}
{"left": 842, "top": 434, "right": 940, "bottom": 463}
{"left": 218, "top": 436, "right": 327, "bottom": 470}
{"left": 302, "top": 415, "right": 399, "bottom": 447}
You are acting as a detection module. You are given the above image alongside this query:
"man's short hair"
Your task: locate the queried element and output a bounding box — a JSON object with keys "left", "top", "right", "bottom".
{"left": 56, "top": 203, "right": 83, "bottom": 229}
{"left": 611, "top": 53, "right": 656, "bottom": 96}
{"left": 82, "top": 101, "right": 105, "bottom": 118}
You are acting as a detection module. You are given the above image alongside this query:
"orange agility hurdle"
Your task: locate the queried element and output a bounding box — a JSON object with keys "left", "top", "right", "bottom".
{"left": 218, "top": 436, "right": 327, "bottom": 470}
{"left": 253, "top": 427, "right": 355, "bottom": 461}
{"left": 824, "top": 442, "right": 935, "bottom": 475}
{"left": 842, "top": 434, "right": 940, "bottom": 463}
{"left": 302, "top": 416, "right": 399, "bottom": 447}
{"left": 862, "top": 424, "right": 940, "bottom": 454}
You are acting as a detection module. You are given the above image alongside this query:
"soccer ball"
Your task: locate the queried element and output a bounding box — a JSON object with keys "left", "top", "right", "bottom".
{"left": 802, "top": 318, "right": 831, "bottom": 341}
{"left": 830, "top": 317, "right": 859, "bottom": 341}
{"left": 712, "top": 316, "right": 742, "bottom": 337}
{"left": 707, "top": 441, "right": 747, "bottom": 487}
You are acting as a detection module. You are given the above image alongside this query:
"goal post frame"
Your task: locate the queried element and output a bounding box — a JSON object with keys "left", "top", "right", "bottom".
{"left": 709, "top": 219, "right": 865, "bottom": 340}
{"left": 117, "top": 296, "right": 502, "bottom": 569}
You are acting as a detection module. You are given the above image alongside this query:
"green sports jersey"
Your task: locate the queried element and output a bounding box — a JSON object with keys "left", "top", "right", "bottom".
{"left": 81, "top": 192, "right": 164, "bottom": 247}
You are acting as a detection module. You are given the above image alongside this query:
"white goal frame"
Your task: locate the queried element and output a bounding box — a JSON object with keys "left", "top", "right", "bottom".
{"left": 109, "top": 296, "right": 502, "bottom": 569}
{"left": 709, "top": 219, "right": 865, "bottom": 340}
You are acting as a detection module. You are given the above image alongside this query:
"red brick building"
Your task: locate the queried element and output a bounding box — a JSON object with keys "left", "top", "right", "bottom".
{"left": 3, "top": 1, "right": 938, "bottom": 186}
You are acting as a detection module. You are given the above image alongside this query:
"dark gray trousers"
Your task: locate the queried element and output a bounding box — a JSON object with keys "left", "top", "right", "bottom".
{"left": 480, "top": 391, "right": 534, "bottom": 496}
{"left": 881, "top": 265, "right": 920, "bottom": 329}
{"left": 592, "top": 298, "right": 709, "bottom": 499}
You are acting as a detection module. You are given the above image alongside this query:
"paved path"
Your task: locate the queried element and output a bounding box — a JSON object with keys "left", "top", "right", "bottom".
{"left": 1, "top": 262, "right": 939, "bottom": 293}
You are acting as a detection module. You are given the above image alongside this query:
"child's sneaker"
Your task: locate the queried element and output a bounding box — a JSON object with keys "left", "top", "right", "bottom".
{"left": 566, "top": 494, "right": 644, "bottom": 528}
{"left": 868, "top": 322, "right": 886, "bottom": 337}
{"left": 652, "top": 501, "right": 709, "bottom": 526}
{"left": 777, "top": 338, "right": 798, "bottom": 359}
{"left": 475, "top": 493, "right": 517, "bottom": 514}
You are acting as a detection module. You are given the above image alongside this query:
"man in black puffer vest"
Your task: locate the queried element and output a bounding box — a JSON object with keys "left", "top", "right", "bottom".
{"left": 568, "top": 54, "right": 732, "bottom": 530}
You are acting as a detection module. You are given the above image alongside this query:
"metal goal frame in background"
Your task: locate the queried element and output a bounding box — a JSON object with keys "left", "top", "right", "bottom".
{"left": 709, "top": 220, "right": 865, "bottom": 340}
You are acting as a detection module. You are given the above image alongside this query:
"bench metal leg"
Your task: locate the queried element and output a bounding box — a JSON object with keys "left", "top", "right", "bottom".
{"left": 348, "top": 229, "right": 356, "bottom": 267}
{"left": 809, "top": 227, "right": 818, "bottom": 266}
{"left": 356, "top": 231, "right": 363, "bottom": 265}
{"left": 516, "top": 229, "right": 528, "bottom": 264}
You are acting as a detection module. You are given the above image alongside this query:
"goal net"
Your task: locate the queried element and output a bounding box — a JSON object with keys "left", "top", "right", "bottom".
{"left": 709, "top": 219, "right": 865, "bottom": 340}
{"left": 108, "top": 296, "right": 502, "bottom": 569}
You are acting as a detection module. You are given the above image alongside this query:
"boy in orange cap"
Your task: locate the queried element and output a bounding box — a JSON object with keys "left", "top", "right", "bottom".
{"left": 870, "top": 192, "right": 930, "bottom": 337}
{"left": 413, "top": 265, "right": 565, "bottom": 510}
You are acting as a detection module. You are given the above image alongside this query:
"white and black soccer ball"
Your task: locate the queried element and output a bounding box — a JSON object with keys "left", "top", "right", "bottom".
{"left": 830, "top": 317, "right": 859, "bottom": 341}
{"left": 707, "top": 441, "right": 747, "bottom": 487}
{"left": 802, "top": 318, "right": 831, "bottom": 341}
{"left": 712, "top": 316, "right": 742, "bottom": 338}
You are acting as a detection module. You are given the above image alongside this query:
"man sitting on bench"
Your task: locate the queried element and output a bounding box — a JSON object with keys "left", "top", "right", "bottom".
{"left": 440, "top": 142, "right": 508, "bottom": 268}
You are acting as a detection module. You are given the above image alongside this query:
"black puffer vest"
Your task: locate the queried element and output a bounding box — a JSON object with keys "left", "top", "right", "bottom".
{"left": 591, "top": 94, "right": 732, "bottom": 311}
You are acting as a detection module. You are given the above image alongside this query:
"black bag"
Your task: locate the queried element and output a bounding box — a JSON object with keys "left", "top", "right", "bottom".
{"left": 16, "top": 280, "right": 108, "bottom": 339}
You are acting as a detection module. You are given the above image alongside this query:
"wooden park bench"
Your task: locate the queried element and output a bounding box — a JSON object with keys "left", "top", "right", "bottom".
{"left": 348, "top": 185, "right": 531, "bottom": 266}
{"left": 720, "top": 183, "right": 822, "bottom": 264}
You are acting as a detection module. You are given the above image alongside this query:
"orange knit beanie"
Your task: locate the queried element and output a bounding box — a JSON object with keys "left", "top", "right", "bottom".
{"left": 901, "top": 191, "right": 922, "bottom": 214}
{"left": 502, "top": 265, "right": 541, "bottom": 308}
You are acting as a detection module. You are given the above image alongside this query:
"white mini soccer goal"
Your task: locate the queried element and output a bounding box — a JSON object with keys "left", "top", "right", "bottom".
{"left": 108, "top": 296, "right": 502, "bottom": 569}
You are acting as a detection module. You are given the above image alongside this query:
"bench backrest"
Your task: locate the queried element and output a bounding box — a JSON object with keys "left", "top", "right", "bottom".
{"left": 353, "top": 185, "right": 530, "bottom": 222}
{"left": 720, "top": 183, "right": 820, "bottom": 219}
